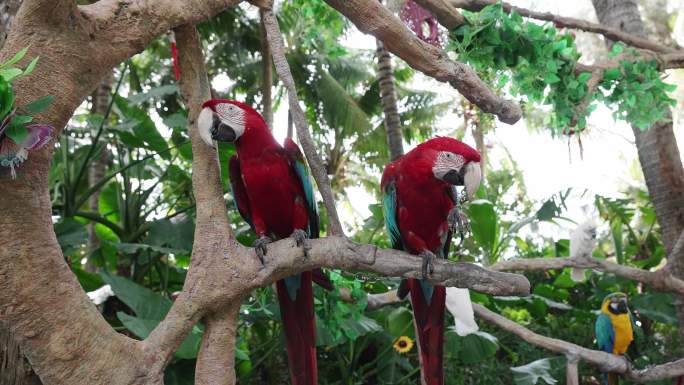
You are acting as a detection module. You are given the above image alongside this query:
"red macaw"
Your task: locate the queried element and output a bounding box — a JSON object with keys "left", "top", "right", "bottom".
{"left": 198, "top": 99, "right": 331, "bottom": 385}
{"left": 381, "top": 137, "right": 481, "bottom": 385}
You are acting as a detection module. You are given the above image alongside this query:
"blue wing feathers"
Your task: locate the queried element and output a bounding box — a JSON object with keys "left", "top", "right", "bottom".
{"left": 595, "top": 313, "right": 615, "bottom": 353}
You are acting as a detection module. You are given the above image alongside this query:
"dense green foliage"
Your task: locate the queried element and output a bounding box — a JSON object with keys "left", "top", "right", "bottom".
{"left": 43, "top": 1, "right": 681, "bottom": 384}
{"left": 450, "top": 3, "right": 676, "bottom": 133}
{"left": 0, "top": 47, "right": 54, "bottom": 146}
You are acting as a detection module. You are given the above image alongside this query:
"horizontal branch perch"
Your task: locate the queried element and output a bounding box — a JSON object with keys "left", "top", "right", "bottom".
{"left": 323, "top": 0, "right": 522, "bottom": 124}
{"left": 255, "top": 236, "right": 530, "bottom": 296}
{"left": 490, "top": 256, "right": 684, "bottom": 294}
{"left": 473, "top": 304, "right": 684, "bottom": 382}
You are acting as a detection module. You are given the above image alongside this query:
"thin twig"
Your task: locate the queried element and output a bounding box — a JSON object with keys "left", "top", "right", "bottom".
{"left": 260, "top": 5, "right": 346, "bottom": 236}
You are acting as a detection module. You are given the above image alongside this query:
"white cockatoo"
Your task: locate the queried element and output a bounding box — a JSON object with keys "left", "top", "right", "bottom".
{"left": 569, "top": 219, "right": 597, "bottom": 282}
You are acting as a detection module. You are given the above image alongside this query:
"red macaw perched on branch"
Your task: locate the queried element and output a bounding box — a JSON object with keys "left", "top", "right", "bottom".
{"left": 198, "top": 99, "right": 331, "bottom": 385}
{"left": 381, "top": 137, "right": 481, "bottom": 385}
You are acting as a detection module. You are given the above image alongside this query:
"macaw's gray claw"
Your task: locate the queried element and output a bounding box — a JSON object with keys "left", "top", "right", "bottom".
{"left": 253, "top": 236, "right": 272, "bottom": 264}
{"left": 290, "top": 229, "right": 308, "bottom": 247}
{"left": 419, "top": 250, "right": 436, "bottom": 279}
{"left": 290, "top": 229, "right": 311, "bottom": 258}
{"left": 448, "top": 207, "right": 470, "bottom": 241}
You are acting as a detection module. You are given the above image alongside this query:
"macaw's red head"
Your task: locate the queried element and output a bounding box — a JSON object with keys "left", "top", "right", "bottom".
{"left": 197, "top": 99, "right": 267, "bottom": 147}
{"left": 413, "top": 136, "right": 482, "bottom": 199}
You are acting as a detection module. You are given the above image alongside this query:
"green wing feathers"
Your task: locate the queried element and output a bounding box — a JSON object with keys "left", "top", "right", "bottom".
{"left": 284, "top": 138, "right": 319, "bottom": 238}
{"left": 382, "top": 180, "right": 402, "bottom": 250}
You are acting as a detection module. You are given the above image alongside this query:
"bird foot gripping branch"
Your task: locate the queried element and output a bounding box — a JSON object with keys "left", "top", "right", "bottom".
{"left": 253, "top": 236, "right": 272, "bottom": 264}
{"left": 420, "top": 250, "right": 437, "bottom": 278}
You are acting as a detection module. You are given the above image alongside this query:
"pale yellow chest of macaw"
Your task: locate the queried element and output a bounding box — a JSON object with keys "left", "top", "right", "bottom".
{"left": 602, "top": 302, "right": 634, "bottom": 355}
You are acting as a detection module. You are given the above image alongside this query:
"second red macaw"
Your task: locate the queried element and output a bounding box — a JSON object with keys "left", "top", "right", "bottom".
{"left": 381, "top": 137, "right": 481, "bottom": 385}
{"left": 197, "top": 99, "right": 331, "bottom": 385}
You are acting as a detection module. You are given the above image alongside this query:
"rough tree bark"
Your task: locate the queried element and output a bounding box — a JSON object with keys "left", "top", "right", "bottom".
{"left": 0, "top": 0, "right": 20, "bottom": 49}
{"left": 376, "top": 39, "right": 404, "bottom": 161}
{"left": 591, "top": 0, "right": 684, "bottom": 350}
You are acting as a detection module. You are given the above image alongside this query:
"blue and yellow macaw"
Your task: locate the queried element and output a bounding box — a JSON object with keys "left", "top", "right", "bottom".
{"left": 595, "top": 292, "right": 634, "bottom": 385}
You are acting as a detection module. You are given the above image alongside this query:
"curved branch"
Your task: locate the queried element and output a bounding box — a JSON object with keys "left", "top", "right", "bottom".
{"left": 260, "top": 6, "right": 345, "bottom": 236}
{"left": 473, "top": 304, "right": 684, "bottom": 382}
{"left": 322, "top": 0, "right": 522, "bottom": 124}
{"left": 449, "top": 0, "right": 680, "bottom": 54}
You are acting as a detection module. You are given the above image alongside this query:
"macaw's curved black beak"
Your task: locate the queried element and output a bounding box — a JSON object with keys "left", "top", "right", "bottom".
{"left": 210, "top": 114, "right": 236, "bottom": 142}
{"left": 617, "top": 300, "right": 628, "bottom": 314}
{"left": 443, "top": 168, "right": 466, "bottom": 186}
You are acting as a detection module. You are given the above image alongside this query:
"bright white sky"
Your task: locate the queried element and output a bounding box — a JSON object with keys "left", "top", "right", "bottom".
{"left": 212, "top": 0, "right": 684, "bottom": 243}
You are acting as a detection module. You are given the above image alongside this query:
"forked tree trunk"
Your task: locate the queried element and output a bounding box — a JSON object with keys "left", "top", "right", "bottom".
{"left": 376, "top": 39, "right": 404, "bottom": 161}
{"left": 592, "top": 0, "right": 684, "bottom": 350}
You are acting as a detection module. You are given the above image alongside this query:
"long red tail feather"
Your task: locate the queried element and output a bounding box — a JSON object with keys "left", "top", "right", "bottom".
{"left": 276, "top": 271, "right": 317, "bottom": 385}
{"left": 408, "top": 278, "right": 446, "bottom": 385}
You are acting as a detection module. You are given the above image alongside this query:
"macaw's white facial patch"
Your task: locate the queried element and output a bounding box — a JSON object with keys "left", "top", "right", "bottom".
{"left": 610, "top": 302, "right": 619, "bottom": 311}
{"left": 198, "top": 107, "right": 215, "bottom": 147}
{"left": 463, "top": 162, "right": 481, "bottom": 199}
{"left": 432, "top": 151, "right": 466, "bottom": 180}
{"left": 216, "top": 103, "right": 246, "bottom": 140}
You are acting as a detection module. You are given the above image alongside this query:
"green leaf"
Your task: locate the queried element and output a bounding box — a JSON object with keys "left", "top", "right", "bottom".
{"left": 21, "top": 56, "right": 39, "bottom": 78}
{"left": 73, "top": 268, "right": 105, "bottom": 292}
{"left": 446, "top": 329, "right": 499, "bottom": 364}
{"left": 23, "top": 95, "right": 54, "bottom": 114}
{"left": 54, "top": 218, "right": 88, "bottom": 256}
{"left": 4, "top": 124, "right": 29, "bottom": 144}
{"left": 577, "top": 72, "right": 592, "bottom": 83}
{"left": 543, "top": 73, "right": 561, "bottom": 84}
{"left": 611, "top": 220, "right": 624, "bottom": 264}
{"left": 114, "top": 95, "right": 170, "bottom": 156}
{"left": 101, "top": 272, "right": 172, "bottom": 320}
{"left": 631, "top": 293, "right": 678, "bottom": 325}
{"left": 0, "top": 68, "right": 23, "bottom": 82}
{"left": 468, "top": 199, "right": 499, "bottom": 258}
{"left": 387, "top": 306, "right": 415, "bottom": 338}
{"left": 603, "top": 68, "right": 621, "bottom": 81}
{"left": 128, "top": 84, "right": 179, "bottom": 105}
{"left": 0, "top": 47, "right": 28, "bottom": 69}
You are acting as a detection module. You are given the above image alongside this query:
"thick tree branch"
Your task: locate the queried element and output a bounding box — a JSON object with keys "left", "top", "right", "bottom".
{"left": 413, "top": 0, "right": 465, "bottom": 29}
{"left": 449, "top": 0, "right": 680, "bottom": 53}
{"left": 254, "top": 237, "right": 530, "bottom": 295}
{"left": 323, "top": 0, "right": 522, "bottom": 124}
{"left": 195, "top": 303, "right": 241, "bottom": 385}
{"left": 260, "top": 5, "right": 346, "bottom": 236}
{"left": 16, "top": 0, "right": 77, "bottom": 23}
{"left": 474, "top": 304, "right": 684, "bottom": 382}
{"left": 490, "top": 254, "right": 684, "bottom": 295}
{"left": 146, "top": 236, "right": 530, "bottom": 360}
